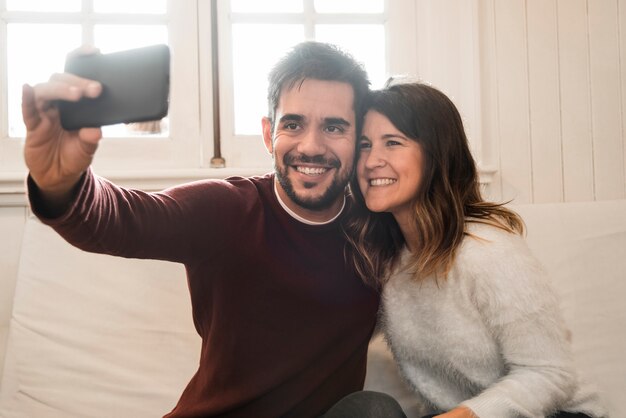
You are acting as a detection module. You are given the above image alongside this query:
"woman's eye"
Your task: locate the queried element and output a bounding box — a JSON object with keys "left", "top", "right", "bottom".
{"left": 386, "top": 140, "right": 401, "bottom": 146}
{"left": 358, "top": 141, "right": 371, "bottom": 150}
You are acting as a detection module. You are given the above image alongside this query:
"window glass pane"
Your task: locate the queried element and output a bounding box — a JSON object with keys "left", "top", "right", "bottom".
{"left": 314, "top": 0, "right": 383, "bottom": 14}
{"left": 6, "top": 0, "right": 80, "bottom": 12}
{"left": 230, "top": 0, "right": 303, "bottom": 14}
{"left": 316, "top": 24, "right": 386, "bottom": 89}
{"left": 7, "top": 24, "right": 81, "bottom": 138}
{"left": 93, "top": 0, "right": 166, "bottom": 14}
{"left": 94, "top": 25, "right": 169, "bottom": 136}
{"left": 232, "top": 24, "right": 305, "bottom": 135}
{"left": 94, "top": 24, "right": 168, "bottom": 53}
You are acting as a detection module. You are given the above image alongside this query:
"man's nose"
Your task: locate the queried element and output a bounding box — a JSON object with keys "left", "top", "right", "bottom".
{"left": 297, "top": 129, "right": 326, "bottom": 156}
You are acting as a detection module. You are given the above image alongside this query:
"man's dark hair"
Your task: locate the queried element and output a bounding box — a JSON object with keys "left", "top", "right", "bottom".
{"left": 267, "top": 41, "right": 370, "bottom": 132}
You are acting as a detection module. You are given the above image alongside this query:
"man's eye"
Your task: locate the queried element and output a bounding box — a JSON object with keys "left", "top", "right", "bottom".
{"left": 325, "top": 126, "right": 344, "bottom": 134}
{"left": 284, "top": 122, "right": 299, "bottom": 130}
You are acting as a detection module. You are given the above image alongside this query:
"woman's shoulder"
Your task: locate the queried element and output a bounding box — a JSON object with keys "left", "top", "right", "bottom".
{"left": 461, "top": 221, "right": 527, "bottom": 255}
{"left": 456, "top": 221, "right": 557, "bottom": 315}
{"left": 455, "top": 220, "right": 541, "bottom": 277}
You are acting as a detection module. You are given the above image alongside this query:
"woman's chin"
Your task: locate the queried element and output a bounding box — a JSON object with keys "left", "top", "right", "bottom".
{"left": 365, "top": 202, "right": 388, "bottom": 214}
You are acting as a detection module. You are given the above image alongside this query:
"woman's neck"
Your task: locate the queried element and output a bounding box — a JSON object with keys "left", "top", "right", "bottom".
{"left": 393, "top": 212, "right": 418, "bottom": 253}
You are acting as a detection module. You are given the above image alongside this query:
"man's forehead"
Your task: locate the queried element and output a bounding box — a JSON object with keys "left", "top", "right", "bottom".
{"left": 281, "top": 79, "right": 353, "bottom": 98}
{"left": 277, "top": 79, "right": 355, "bottom": 117}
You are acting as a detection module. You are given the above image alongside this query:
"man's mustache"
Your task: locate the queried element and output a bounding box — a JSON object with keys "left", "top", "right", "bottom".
{"left": 284, "top": 153, "right": 340, "bottom": 168}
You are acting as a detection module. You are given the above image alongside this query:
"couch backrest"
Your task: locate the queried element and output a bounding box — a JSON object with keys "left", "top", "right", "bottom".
{"left": 0, "top": 216, "right": 200, "bottom": 418}
{"left": 511, "top": 199, "right": 626, "bottom": 418}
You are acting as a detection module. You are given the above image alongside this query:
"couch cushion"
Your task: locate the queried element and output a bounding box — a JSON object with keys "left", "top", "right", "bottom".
{"left": 0, "top": 216, "right": 200, "bottom": 418}
{"left": 512, "top": 199, "right": 626, "bottom": 418}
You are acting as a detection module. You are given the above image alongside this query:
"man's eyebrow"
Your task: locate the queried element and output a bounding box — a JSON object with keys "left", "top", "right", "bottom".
{"left": 278, "top": 114, "right": 304, "bottom": 123}
{"left": 324, "top": 117, "right": 351, "bottom": 127}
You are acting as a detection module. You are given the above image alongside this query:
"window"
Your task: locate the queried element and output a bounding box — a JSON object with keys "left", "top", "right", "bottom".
{"left": 1, "top": 0, "right": 417, "bottom": 198}
{"left": 216, "top": 0, "right": 417, "bottom": 167}
{"left": 1, "top": 0, "right": 201, "bottom": 177}
{"left": 226, "top": 0, "right": 386, "bottom": 135}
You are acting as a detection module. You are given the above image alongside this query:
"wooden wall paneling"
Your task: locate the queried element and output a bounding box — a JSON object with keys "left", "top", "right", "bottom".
{"left": 415, "top": 0, "right": 466, "bottom": 101}
{"left": 617, "top": 0, "right": 626, "bottom": 195}
{"left": 477, "top": 0, "right": 503, "bottom": 202}
{"left": 455, "top": 0, "right": 482, "bottom": 163}
{"left": 557, "top": 0, "right": 595, "bottom": 202}
{"left": 526, "top": 0, "right": 564, "bottom": 203}
{"left": 415, "top": 0, "right": 436, "bottom": 84}
{"left": 416, "top": 1, "right": 482, "bottom": 162}
{"left": 588, "top": 0, "right": 624, "bottom": 200}
{"left": 494, "top": 0, "right": 533, "bottom": 204}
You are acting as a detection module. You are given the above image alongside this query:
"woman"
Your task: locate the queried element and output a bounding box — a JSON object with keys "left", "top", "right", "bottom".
{"left": 345, "top": 81, "right": 606, "bottom": 418}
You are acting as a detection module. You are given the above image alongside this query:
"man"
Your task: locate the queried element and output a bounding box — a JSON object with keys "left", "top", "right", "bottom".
{"left": 22, "top": 42, "right": 406, "bottom": 417}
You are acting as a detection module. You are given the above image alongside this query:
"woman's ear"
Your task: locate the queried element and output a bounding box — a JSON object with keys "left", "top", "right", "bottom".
{"left": 261, "top": 117, "right": 273, "bottom": 155}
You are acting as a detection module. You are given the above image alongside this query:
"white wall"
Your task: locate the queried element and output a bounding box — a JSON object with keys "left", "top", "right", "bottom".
{"left": 415, "top": 0, "right": 625, "bottom": 205}
{"left": 478, "top": 0, "right": 626, "bottom": 204}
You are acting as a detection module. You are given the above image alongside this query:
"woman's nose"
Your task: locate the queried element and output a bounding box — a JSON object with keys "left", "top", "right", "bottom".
{"left": 364, "top": 146, "right": 385, "bottom": 169}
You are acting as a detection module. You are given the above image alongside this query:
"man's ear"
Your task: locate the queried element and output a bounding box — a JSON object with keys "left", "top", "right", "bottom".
{"left": 261, "top": 117, "right": 273, "bottom": 155}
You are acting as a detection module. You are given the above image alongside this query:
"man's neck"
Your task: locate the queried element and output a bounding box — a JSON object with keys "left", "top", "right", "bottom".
{"left": 273, "top": 181, "right": 345, "bottom": 225}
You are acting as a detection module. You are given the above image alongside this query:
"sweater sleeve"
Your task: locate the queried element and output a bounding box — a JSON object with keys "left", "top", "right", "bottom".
{"left": 460, "top": 228, "right": 578, "bottom": 418}
{"left": 27, "top": 168, "right": 246, "bottom": 265}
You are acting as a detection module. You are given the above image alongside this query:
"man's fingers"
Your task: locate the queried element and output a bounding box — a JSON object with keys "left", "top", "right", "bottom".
{"left": 34, "top": 74, "right": 102, "bottom": 103}
{"left": 78, "top": 127, "right": 102, "bottom": 145}
{"left": 66, "top": 44, "right": 100, "bottom": 60}
{"left": 22, "top": 84, "right": 41, "bottom": 130}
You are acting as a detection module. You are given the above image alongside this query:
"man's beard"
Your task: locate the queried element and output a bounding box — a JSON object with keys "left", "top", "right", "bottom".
{"left": 274, "top": 153, "right": 352, "bottom": 211}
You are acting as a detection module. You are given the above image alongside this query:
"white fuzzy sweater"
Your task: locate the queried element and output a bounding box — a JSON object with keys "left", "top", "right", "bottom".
{"left": 382, "top": 222, "right": 607, "bottom": 418}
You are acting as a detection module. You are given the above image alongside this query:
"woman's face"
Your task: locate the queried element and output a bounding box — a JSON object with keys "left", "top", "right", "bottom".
{"left": 357, "top": 110, "right": 424, "bottom": 223}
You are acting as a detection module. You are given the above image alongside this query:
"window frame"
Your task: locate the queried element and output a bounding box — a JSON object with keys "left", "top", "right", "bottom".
{"left": 0, "top": 1, "right": 209, "bottom": 197}
{"left": 0, "top": 0, "right": 426, "bottom": 204}
{"left": 214, "top": 0, "right": 418, "bottom": 169}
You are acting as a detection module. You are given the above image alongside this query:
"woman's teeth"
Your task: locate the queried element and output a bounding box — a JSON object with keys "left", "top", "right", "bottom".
{"left": 370, "top": 178, "right": 396, "bottom": 186}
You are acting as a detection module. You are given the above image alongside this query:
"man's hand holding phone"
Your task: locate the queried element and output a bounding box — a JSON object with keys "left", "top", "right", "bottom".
{"left": 22, "top": 44, "right": 170, "bottom": 215}
{"left": 22, "top": 50, "right": 104, "bottom": 213}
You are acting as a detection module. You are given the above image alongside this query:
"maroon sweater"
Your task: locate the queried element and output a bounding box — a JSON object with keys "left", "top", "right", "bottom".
{"left": 28, "top": 170, "right": 379, "bottom": 418}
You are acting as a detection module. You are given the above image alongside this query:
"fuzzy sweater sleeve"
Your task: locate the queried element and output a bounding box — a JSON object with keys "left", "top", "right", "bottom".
{"left": 460, "top": 227, "right": 578, "bottom": 418}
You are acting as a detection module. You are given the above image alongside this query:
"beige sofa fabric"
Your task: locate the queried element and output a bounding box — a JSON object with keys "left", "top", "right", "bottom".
{"left": 1, "top": 199, "right": 625, "bottom": 417}
{"left": 0, "top": 218, "right": 199, "bottom": 418}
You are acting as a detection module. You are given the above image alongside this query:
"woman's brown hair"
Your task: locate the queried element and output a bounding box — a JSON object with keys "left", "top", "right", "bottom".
{"left": 345, "top": 81, "right": 524, "bottom": 288}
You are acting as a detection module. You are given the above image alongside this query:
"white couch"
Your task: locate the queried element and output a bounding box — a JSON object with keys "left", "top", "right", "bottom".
{"left": 1, "top": 200, "right": 625, "bottom": 418}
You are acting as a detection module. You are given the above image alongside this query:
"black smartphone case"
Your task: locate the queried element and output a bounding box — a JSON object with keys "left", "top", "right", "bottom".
{"left": 58, "top": 44, "right": 170, "bottom": 130}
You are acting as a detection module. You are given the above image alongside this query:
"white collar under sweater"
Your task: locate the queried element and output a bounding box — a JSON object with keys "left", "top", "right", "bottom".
{"left": 381, "top": 222, "right": 606, "bottom": 418}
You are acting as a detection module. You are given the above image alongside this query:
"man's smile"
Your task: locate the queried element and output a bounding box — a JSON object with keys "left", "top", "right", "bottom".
{"left": 295, "top": 166, "right": 331, "bottom": 176}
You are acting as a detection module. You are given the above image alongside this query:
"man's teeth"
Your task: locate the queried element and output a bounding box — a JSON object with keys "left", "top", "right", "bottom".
{"left": 370, "top": 178, "right": 396, "bottom": 186}
{"left": 297, "top": 166, "right": 328, "bottom": 175}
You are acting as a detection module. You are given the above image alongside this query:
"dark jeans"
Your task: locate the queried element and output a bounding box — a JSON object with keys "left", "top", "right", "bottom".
{"left": 320, "top": 390, "right": 407, "bottom": 418}
{"left": 420, "top": 412, "right": 593, "bottom": 418}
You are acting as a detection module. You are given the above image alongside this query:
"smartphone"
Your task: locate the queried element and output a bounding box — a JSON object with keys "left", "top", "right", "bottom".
{"left": 58, "top": 44, "right": 170, "bottom": 131}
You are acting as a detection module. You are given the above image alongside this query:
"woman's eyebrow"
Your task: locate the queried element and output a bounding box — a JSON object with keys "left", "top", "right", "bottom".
{"left": 381, "top": 133, "right": 408, "bottom": 140}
